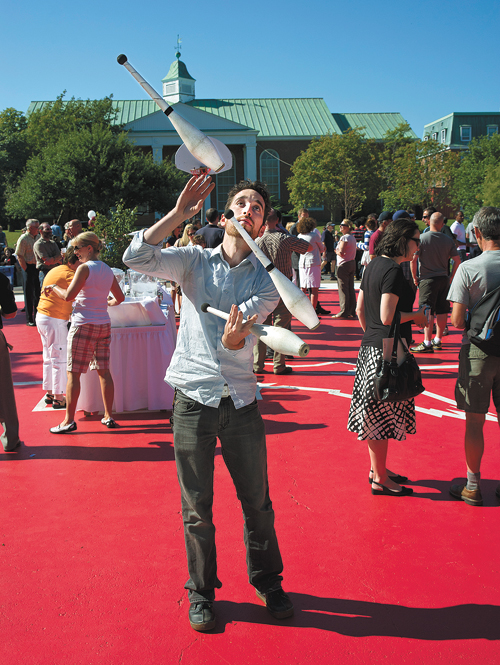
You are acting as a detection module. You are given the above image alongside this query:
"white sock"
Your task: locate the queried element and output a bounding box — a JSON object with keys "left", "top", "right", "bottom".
{"left": 434, "top": 337, "right": 441, "bottom": 344}
{"left": 424, "top": 340, "right": 432, "bottom": 347}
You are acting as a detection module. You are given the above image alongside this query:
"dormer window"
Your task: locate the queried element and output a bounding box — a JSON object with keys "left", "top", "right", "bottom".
{"left": 460, "top": 126, "right": 472, "bottom": 142}
{"left": 440, "top": 129, "right": 446, "bottom": 143}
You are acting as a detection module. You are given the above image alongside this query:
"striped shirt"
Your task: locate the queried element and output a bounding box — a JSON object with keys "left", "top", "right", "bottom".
{"left": 256, "top": 230, "right": 310, "bottom": 280}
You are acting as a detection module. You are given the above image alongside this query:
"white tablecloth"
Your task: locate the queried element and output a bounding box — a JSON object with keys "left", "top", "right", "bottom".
{"left": 77, "top": 322, "right": 176, "bottom": 413}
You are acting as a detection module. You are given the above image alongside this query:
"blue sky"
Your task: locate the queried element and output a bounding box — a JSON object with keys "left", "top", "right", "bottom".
{"left": 1, "top": 0, "right": 499, "bottom": 137}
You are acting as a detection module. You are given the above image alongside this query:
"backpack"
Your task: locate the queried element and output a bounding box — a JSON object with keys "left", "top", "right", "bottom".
{"left": 466, "top": 283, "right": 500, "bottom": 356}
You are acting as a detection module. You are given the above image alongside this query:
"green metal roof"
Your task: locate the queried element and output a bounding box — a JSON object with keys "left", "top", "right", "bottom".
{"left": 188, "top": 98, "right": 341, "bottom": 139}
{"left": 332, "top": 113, "right": 417, "bottom": 140}
{"left": 423, "top": 112, "right": 500, "bottom": 149}
{"left": 162, "top": 58, "right": 195, "bottom": 82}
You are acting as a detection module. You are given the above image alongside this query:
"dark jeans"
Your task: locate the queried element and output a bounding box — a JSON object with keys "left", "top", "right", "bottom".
{"left": 172, "top": 390, "right": 283, "bottom": 602}
{"left": 23, "top": 263, "right": 40, "bottom": 324}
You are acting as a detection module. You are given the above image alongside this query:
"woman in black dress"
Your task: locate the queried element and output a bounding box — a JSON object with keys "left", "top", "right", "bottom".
{"left": 347, "top": 218, "right": 428, "bottom": 496}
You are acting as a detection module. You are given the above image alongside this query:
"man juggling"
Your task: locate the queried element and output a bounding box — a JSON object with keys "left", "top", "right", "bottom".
{"left": 123, "top": 175, "right": 293, "bottom": 631}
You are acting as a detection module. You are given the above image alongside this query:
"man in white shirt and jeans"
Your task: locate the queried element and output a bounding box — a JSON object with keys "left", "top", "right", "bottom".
{"left": 123, "top": 176, "right": 293, "bottom": 631}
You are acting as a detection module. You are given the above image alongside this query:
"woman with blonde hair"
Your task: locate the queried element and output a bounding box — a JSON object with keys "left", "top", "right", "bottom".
{"left": 44, "top": 232, "right": 124, "bottom": 433}
{"left": 175, "top": 223, "right": 198, "bottom": 247}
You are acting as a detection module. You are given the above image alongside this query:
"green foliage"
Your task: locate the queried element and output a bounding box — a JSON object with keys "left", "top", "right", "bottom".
{"left": 380, "top": 124, "right": 459, "bottom": 210}
{"left": 6, "top": 121, "right": 187, "bottom": 221}
{"left": 25, "top": 94, "right": 119, "bottom": 154}
{"left": 450, "top": 133, "right": 500, "bottom": 218}
{"left": 92, "top": 203, "right": 137, "bottom": 270}
{"left": 0, "top": 108, "right": 29, "bottom": 226}
{"left": 483, "top": 162, "right": 500, "bottom": 207}
{"left": 287, "top": 129, "right": 380, "bottom": 221}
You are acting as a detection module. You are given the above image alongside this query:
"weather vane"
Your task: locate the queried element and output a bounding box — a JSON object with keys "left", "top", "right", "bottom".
{"left": 175, "top": 34, "right": 182, "bottom": 59}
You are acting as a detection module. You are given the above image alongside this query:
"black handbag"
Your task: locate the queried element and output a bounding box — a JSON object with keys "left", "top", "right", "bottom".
{"left": 373, "top": 311, "right": 425, "bottom": 402}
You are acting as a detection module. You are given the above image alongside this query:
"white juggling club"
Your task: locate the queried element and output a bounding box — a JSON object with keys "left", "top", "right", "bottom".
{"left": 117, "top": 54, "right": 225, "bottom": 174}
{"left": 201, "top": 303, "right": 310, "bottom": 358}
{"left": 223, "top": 210, "right": 320, "bottom": 331}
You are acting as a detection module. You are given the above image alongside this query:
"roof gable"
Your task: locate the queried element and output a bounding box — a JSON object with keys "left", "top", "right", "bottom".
{"left": 114, "top": 101, "right": 255, "bottom": 133}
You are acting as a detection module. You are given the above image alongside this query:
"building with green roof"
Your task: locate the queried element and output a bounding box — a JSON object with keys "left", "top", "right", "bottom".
{"left": 28, "top": 52, "right": 416, "bottom": 220}
{"left": 423, "top": 112, "right": 500, "bottom": 150}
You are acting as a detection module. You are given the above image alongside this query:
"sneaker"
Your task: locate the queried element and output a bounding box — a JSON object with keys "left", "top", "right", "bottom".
{"left": 431, "top": 340, "right": 442, "bottom": 350}
{"left": 449, "top": 483, "right": 483, "bottom": 506}
{"left": 442, "top": 326, "right": 449, "bottom": 336}
{"left": 189, "top": 601, "right": 216, "bottom": 631}
{"left": 410, "top": 342, "right": 434, "bottom": 354}
{"left": 256, "top": 586, "right": 294, "bottom": 619}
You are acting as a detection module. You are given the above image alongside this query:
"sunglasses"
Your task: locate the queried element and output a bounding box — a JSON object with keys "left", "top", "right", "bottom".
{"left": 411, "top": 237, "right": 421, "bottom": 245}
{"left": 187, "top": 232, "right": 196, "bottom": 236}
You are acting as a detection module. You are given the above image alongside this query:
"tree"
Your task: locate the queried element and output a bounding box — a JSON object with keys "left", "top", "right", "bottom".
{"left": 483, "top": 162, "right": 500, "bottom": 207}
{"left": 6, "top": 122, "right": 186, "bottom": 221}
{"left": 0, "top": 108, "right": 29, "bottom": 226}
{"left": 450, "top": 133, "right": 500, "bottom": 218}
{"left": 380, "top": 126, "right": 459, "bottom": 211}
{"left": 92, "top": 204, "right": 137, "bottom": 270}
{"left": 25, "top": 93, "right": 120, "bottom": 154}
{"left": 287, "top": 130, "right": 379, "bottom": 221}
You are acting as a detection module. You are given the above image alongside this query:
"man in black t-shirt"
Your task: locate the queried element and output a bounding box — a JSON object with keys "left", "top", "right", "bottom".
{"left": 197, "top": 208, "right": 224, "bottom": 248}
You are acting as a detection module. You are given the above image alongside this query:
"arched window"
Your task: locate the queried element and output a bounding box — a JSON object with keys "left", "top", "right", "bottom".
{"left": 260, "top": 149, "right": 280, "bottom": 199}
{"left": 216, "top": 152, "right": 236, "bottom": 212}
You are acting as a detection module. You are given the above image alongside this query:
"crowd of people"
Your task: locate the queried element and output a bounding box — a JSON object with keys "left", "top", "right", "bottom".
{"left": 1, "top": 181, "right": 499, "bottom": 633}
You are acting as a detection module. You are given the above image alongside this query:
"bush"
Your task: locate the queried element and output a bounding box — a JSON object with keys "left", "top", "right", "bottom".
{"left": 92, "top": 203, "right": 138, "bottom": 270}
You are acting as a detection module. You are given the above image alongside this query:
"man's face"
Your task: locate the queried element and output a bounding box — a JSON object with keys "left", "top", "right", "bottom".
{"left": 456, "top": 212, "right": 464, "bottom": 223}
{"left": 298, "top": 211, "right": 308, "bottom": 221}
{"left": 340, "top": 223, "right": 350, "bottom": 234}
{"left": 223, "top": 189, "right": 266, "bottom": 240}
{"left": 28, "top": 223, "right": 39, "bottom": 237}
{"left": 40, "top": 224, "right": 52, "bottom": 238}
{"left": 422, "top": 211, "right": 431, "bottom": 226}
{"left": 67, "top": 221, "right": 82, "bottom": 238}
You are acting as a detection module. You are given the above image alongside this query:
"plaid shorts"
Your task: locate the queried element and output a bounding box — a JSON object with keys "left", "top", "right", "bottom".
{"left": 67, "top": 323, "right": 111, "bottom": 374}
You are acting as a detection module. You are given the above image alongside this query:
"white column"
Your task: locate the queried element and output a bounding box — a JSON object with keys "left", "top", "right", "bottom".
{"left": 244, "top": 141, "right": 257, "bottom": 180}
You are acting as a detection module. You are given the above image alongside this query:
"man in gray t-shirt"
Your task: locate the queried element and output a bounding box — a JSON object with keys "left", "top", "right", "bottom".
{"left": 447, "top": 206, "right": 500, "bottom": 507}
{"left": 410, "top": 212, "right": 460, "bottom": 352}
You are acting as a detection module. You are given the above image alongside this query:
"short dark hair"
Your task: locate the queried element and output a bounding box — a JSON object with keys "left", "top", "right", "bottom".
{"left": 375, "top": 218, "right": 419, "bottom": 258}
{"left": 225, "top": 180, "right": 271, "bottom": 221}
{"left": 475, "top": 206, "right": 500, "bottom": 241}
{"left": 423, "top": 207, "right": 436, "bottom": 216}
{"left": 205, "top": 208, "right": 219, "bottom": 224}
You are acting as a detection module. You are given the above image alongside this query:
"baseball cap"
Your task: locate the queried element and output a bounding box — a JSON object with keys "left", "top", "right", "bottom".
{"left": 378, "top": 211, "right": 393, "bottom": 223}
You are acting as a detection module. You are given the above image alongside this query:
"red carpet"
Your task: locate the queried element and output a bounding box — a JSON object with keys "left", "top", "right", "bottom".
{"left": 2, "top": 288, "right": 500, "bottom": 664}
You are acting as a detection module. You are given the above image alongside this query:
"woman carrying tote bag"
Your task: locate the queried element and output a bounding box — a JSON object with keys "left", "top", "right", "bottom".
{"left": 347, "top": 218, "right": 428, "bottom": 496}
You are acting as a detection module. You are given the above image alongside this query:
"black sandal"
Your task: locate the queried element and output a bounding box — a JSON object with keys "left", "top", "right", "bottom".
{"left": 44, "top": 394, "right": 54, "bottom": 405}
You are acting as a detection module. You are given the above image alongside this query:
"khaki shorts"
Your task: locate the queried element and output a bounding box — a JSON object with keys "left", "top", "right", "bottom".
{"left": 455, "top": 344, "right": 500, "bottom": 414}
